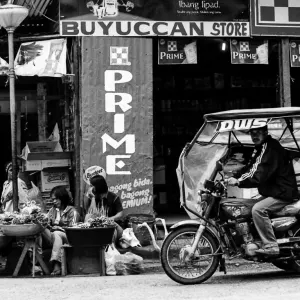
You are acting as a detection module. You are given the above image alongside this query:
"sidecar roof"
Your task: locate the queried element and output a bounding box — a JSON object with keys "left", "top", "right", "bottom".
{"left": 204, "top": 107, "right": 300, "bottom": 122}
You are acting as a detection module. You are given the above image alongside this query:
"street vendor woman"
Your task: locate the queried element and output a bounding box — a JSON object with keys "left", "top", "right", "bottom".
{"left": 0, "top": 162, "right": 29, "bottom": 212}
{"left": 84, "top": 169, "right": 124, "bottom": 243}
{"left": 42, "top": 186, "right": 80, "bottom": 275}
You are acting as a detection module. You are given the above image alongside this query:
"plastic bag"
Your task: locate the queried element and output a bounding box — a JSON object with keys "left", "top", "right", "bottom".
{"left": 119, "top": 228, "right": 141, "bottom": 249}
{"left": 104, "top": 244, "right": 120, "bottom": 276}
{"left": 27, "top": 182, "right": 46, "bottom": 213}
{"left": 115, "top": 252, "right": 144, "bottom": 275}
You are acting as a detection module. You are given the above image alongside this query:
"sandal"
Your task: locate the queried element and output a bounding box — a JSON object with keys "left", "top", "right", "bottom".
{"left": 51, "top": 269, "right": 61, "bottom": 276}
{"left": 51, "top": 262, "right": 61, "bottom": 276}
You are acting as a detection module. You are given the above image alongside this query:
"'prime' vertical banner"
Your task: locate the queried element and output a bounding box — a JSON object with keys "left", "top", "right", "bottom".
{"left": 81, "top": 37, "right": 153, "bottom": 215}
{"left": 290, "top": 40, "right": 300, "bottom": 67}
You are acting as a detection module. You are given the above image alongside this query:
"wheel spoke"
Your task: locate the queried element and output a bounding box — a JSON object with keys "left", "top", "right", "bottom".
{"left": 166, "top": 231, "right": 214, "bottom": 279}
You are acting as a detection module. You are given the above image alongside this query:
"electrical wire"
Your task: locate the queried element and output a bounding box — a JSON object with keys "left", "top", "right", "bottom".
{"left": 27, "top": 0, "right": 58, "bottom": 24}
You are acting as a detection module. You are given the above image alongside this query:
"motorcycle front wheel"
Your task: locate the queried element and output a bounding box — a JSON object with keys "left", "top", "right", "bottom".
{"left": 161, "top": 226, "right": 220, "bottom": 285}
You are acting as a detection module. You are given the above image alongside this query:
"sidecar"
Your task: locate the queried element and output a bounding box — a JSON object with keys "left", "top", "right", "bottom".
{"left": 177, "top": 107, "right": 300, "bottom": 219}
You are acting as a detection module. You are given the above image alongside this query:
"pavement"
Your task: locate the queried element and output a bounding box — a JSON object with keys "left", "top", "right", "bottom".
{"left": 142, "top": 258, "right": 261, "bottom": 274}
{"left": 118, "top": 239, "right": 262, "bottom": 275}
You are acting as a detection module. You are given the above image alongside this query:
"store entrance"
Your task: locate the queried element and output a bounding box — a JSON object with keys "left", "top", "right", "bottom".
{"left": 153, "top": 37, "right": 279, "bottom": 216}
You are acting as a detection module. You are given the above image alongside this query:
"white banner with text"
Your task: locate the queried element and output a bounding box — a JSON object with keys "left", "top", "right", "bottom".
{"left": 60, "top": 21, "right": 250, "bottom": 37}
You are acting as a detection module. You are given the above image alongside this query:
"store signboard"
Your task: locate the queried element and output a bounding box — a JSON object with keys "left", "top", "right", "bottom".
{"left": 81, "top": 37, "right": 153, "bottom": 215}
{"left": 60, "top": 0, "right": 249, "bottom": 37}
{"left": 230, "top": 39, "right": 268, "bottom": 64}
{"left": 60, "top": 21, "right": 249, "bottom": 37}
{"left": 250, "top": 0, "right": 300, "bottom": 36}
{"left": 290, "top": 40, "right": 300, "bottom": 67}
{"left": 158, "top": 39, "right": 197, "bottom": 64}
{"left": 60, "top": 0, "right": 249, "bottom": 22}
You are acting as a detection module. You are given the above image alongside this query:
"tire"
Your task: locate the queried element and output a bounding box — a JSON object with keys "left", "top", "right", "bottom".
{"left": 272, "top": 224, "right": 300, "bottom": 272}
{"left": 160, "top": 226, "right": 220, "bottom": 285}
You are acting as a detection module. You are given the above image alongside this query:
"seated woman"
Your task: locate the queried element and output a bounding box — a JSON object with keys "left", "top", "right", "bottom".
{"left": 42, "top": 186, "right": 80, "bottom": 276}
{"left": 84, "top": 175, "right": 124, "bottom": 243}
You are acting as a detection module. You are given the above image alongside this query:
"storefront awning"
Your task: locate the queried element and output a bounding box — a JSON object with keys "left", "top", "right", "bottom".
{"left": 13, "top": 0, "right": 52, "bottom": 18}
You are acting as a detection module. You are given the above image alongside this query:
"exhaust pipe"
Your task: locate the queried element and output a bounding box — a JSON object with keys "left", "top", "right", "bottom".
{"left": 277, "top": 237, "right": 300, "bottom": 244}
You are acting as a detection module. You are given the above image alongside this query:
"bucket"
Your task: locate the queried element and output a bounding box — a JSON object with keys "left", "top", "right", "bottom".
{"left": 126, "top": 214, "right": 156, "bottom": 246}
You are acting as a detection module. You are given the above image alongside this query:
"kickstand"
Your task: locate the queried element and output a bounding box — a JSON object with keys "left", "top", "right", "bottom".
{"left": 219, "top": 256, "right": 227, "bottom": 274}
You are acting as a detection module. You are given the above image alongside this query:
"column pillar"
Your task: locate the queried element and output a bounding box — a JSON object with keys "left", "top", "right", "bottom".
{"left": 278, "top": 38, "right": 291, "bottom": 107}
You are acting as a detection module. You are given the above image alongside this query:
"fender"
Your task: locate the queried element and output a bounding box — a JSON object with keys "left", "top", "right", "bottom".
{"left": 170, "top": 220, "right": 221, "bottom": 245}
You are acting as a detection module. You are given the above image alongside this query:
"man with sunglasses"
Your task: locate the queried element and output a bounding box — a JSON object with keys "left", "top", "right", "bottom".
{"left": 227, "top": 125, "right": 298, "bottom": 256}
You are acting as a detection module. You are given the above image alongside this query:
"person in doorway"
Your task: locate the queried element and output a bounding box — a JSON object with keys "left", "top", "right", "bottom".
{"left": 0, "top": 162, "right": 29, "bottom": 212}
{"left": 227, "top": 125, "right": 298, "bottom": 256}
{"left": 42, "top": 186, "right": 80, "bottom": 276}
{"left": 84, "top": 175, "right": 124, "bottom": 242}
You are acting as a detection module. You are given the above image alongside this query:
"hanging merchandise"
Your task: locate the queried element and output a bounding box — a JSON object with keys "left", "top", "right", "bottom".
{"left": 230, "top": 39, "right": 268, "bottom": 65}
{"left": 290, "top": 41, "right": 300, "bottom": 67}
{"left": 15, "top": 39, "right": 67, "bottom": 77}
{"left": 48, "top": 123, "right": 61, "bottom": 142}
{"left": 0, "top": 57, "right": 8, "bottom": 75}
{"left": 158, "top": 39, "right": 197, "bottom": 65}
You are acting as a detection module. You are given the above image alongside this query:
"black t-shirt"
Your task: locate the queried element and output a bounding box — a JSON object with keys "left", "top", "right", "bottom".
{"left": 103, "top": 191, "right": 123, "bottom": 217}
{"left": 89, "top": 191, "right": 123, "bottom": 218}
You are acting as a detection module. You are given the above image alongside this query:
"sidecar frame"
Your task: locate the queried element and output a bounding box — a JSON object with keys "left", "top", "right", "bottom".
{"left": 178, "top": 107, "right": 300, "bottom": 220}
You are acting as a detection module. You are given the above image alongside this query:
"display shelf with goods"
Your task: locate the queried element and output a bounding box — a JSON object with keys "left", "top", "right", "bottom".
{"left": 228, "top": 74, "right": 277, "bottom": 109}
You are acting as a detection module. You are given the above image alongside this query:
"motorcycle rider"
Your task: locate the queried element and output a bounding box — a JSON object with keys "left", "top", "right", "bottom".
{"left": 227, "top": 124, "right": 298, "bottom": 256}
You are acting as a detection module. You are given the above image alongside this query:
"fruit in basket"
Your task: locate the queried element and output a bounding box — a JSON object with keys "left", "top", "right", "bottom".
{"left": 72, "top": 216, "right": 115, "bottom": 228}
{"left": 34, "top": 213, "right": 49, "bottom": 227}
{"left": 0, "top": 209, "right": 49, "bottom": 228}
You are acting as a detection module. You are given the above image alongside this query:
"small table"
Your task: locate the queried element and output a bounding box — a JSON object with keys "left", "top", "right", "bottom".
{"left": 61, "top": 244, "right": 106, "bottom": 276}
{"left": 13, "top": 235, "right": 50, "bottom": 277}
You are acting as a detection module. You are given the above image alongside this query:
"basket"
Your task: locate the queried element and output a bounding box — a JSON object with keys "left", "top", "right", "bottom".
{"left": 126, "top": 214, "right": 156, "bottom": 246}
{"left": 65, "top": 226, "right": 116, "bottom": 247}
{"left": 0, "top": 223, "right": 44, "bottom": 237}
{"left": 0, "top": 232, "right": 12, "bottom": 250}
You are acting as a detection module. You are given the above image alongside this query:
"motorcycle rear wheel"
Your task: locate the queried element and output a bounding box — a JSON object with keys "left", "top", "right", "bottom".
{"left": 161, "top": 226, "right": 220, "bottom": 285}
{"left": 272, "top": 224, "right": 300, "bottom": 272}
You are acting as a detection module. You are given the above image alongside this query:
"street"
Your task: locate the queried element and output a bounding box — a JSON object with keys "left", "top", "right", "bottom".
{"left": 0, "top": 264, "right": 299, "bottom": 300}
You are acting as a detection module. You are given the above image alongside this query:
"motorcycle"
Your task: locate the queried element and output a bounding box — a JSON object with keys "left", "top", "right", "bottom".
{"left": 160, "top": 107, "right": 300, "bottom": 285}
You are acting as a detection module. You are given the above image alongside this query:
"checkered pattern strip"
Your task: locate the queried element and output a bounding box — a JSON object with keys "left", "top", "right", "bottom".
{"left": 258, "top": 0, "right": 300, "bottom": 23}
{"left": 167, "top": 41, "right": 177, "bottom": 52}
{"left": 110, "top": 47, "right": 130, "bottom": 65}
{"left": 239, "top": 41, "right": 250, "bottom": 51}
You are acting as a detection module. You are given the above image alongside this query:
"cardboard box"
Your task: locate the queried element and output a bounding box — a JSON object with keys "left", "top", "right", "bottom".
{"left": 40, "top": 168, "right": 70, "bottom": 192}
{"left": 42, "top": 159, "right": 71, "bottom": 169}
{"left": 227, "top": 186, "right": 259, "bottom": 199}
{"left": 20, "top": 141, "right": 72, "bottom": 171}
{"left": 23, "top": 160, "right": 42, "bottom": 171}
{"left": 20, "top": 141, "right": 71, "bottom": 160}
